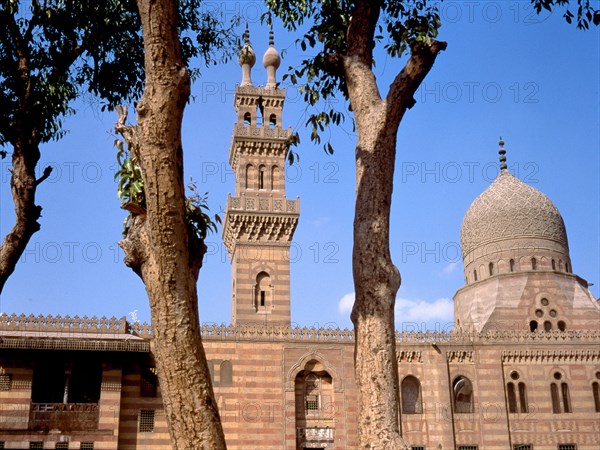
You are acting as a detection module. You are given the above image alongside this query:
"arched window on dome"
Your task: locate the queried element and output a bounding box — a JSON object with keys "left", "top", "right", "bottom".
{"left": 565, "top": 262, "right": 570, "bottom": 273}
{"left": 529, "top": 320, "right": 538, "bottom": 332}
{"left": 552, "top": 259, "right": 556, "bottom": 270}
{"left": 558, "top": 320, "right": 566, "bottom": 331}
{"left": 544, "top": 321, "right": 552, "bottom": 332}
{"left": 488, "top": 262, "right": 494, "bottom": 276}
{"left": 531, "top": 257, "right": 537, "bottom": 270}
{"left": 510, "top": 259, "right": 515, "bottom": 273}
{"left": 401, "top": 376, "right": 422, "bottom": 414}
{"left": 473, "top": 270, "right": 478, "bottom": 282}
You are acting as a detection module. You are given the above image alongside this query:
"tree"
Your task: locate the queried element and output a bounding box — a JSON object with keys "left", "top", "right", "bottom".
{"left": 266, "top": 0, "right": 598, "bottom": 448}
{"left": 113, "top": 0, "right": 228, "bottom": 447}
{"left": 1, "top": 1, "right": 235, "bottom": 447}
{"left": 0, "top": 0, "right": 233, "bottom": 294}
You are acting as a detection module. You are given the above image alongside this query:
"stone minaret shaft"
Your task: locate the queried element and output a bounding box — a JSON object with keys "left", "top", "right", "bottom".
{"left": 222, "top": 29, "right": 299, "bottom": 325}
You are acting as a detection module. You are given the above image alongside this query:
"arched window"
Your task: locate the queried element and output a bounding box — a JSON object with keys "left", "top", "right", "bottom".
{"left": 255, "top": 272, "right": 271, "bottom": 310}
{"left": 220, "top": 360, "right": 232, "bottom": 387}
{"left": 269, "top": 114, "right": 277, "bottom": 128}
{"left": 245, "top": 164, "right": 255, "bottom": 189}
{"left": 531, "top": 257, "right": 537, "bottom": 270}
{"left": 401, "top": 376, "right": 422, "bottom": 414}
{"left": 453, "top": 376, "right": 474, "bottom": 413}
{"left": 544, "top": 321, "right": 552, "bottom": 332}
{"left": 507, "top": 382, "right": 517, "bottom": 413}
{"left": 529, "top": 320, "right": 538, "bottom": 332}
{"left": 551, "top": 373, "right": 571, "bottom": 413}
{"left": 565, "top": 262, "right": 569, "bottom": 273}
{"left": 488, "top": 262, "right": 494, "bottom": 276}
{"left": 473, "top": 270, "right": 478, "bottom": 282}
{"left": 243, "top": 112, "right": 251, "bottom": 126}
{"left": 258, "top": 165, "right": 266, "bottom": 190}
{"left": 558, "top": 320, "right": 566, "bottom": 331}
{"left": 593, "top": 382, "right": 600, "bottom": 413}
{"left": 518, "top": 382, "right": 528, "bottom": 413}
{"left": 552, "top": 259, "right": 556, "bottom": 270}
{"left": 271, "top": 166, "right": 280, "bottom": 190}
{"left": 510, "top": 259, "right": 515, "bottom": 272}
{"left": 305, "top": 373, "right": 320, "bottom": 412}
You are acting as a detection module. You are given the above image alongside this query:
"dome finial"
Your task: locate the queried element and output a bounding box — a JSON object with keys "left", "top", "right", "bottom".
{"left": 244, "top": 22, "right": 250, "bottom": 45}
{"left": 498, "top": 136, "right": 507, "bottom": 171}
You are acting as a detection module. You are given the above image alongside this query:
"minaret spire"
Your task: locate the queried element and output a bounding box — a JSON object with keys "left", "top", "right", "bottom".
{"left": 498, "top": 136, "right": 507, "bottom": 171}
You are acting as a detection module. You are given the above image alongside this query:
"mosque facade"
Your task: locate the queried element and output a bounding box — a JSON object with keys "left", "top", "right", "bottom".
{"left": 0, "top": 31, "right": 599, "bottom": 450}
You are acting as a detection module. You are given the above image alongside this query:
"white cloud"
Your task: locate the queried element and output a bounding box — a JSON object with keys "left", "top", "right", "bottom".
{"left": 338, "top": 292, "right": 355, "bottom": 314}
{"left": 338, "top": 292, "right": 453, "bottom": 331}
{"left": 442, "top": 261, "right": 459, "bottom": 275}
{"left": 395, "top": 297, "right": 454, "bottom": 330}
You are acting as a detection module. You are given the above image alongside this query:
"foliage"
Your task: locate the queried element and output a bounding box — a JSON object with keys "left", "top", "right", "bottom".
{"left": 266, "top": 0, "right": 598, "bottom": 155}
{"left": 114, "top": 139, "right": 219, "bottom": 241}
{"left": 265, "top": 0, "right": 441, "bottom": 154}
{"left": 185, "top": 181, "right": 220, "bottom": 241}
{"left": 532, "top": 0, "right": 600, "bottom": 28}
{"left": 0, "top": 0, "right": 238, "bottom": 149}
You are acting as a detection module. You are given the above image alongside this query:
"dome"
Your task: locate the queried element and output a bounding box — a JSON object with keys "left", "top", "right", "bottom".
{"left": 460, "top": 169, "right": 569, "bottom": 259}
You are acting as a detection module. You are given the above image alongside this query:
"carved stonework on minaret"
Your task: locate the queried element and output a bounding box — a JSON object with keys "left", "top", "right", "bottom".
{"left": 222, "top": 28, "right": 299, "bottom": 326}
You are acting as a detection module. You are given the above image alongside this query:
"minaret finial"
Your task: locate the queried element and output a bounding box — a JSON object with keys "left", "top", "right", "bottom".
{"left": 498, "top": 136, "right": 507, "bottom": 171}
{"left": 269, "top": 24, "right": 275, "bottom": 47}
{"left": 238, "top": 23, "right": 256, "bottom": 86}
{"left": 244, "top": 22, "right": 250, "bottom": 45}
{"left": 263, "top": 24, "right": 281, "bottom": 89}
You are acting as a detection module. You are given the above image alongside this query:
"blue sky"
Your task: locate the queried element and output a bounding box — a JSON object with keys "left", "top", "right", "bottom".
{"left": 1, "top": 1, "right": 598, "bottom": 331}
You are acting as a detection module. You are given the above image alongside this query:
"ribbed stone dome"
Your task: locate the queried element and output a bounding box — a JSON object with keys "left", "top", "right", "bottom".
{"left": 460, "top": 169, "right": 569, "bottom": 258}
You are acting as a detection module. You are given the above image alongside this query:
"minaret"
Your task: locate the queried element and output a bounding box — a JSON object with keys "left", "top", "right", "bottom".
{"left": 222, "top": 28, "right": 299, "bottom": 325}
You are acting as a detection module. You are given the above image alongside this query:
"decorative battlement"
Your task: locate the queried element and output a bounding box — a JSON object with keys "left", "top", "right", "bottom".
{"left": 0, "top": 313, "right": 128, "bottom": 334}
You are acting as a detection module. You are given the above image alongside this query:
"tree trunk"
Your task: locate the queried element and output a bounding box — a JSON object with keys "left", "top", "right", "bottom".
{"left": 117, "top": 0, "right": 226, "bottom": 447}
{"left": 344, "top": 3, "right": 447, "bottom": 448}
{"left": 0, "top": 140, "right": 46, "bottom": 294}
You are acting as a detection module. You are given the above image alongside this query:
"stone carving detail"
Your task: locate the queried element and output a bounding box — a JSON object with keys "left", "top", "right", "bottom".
{"left": 273, "top": 200, "right": 283, "bottom": 211}
{"left": 0, "top": 313, "right": 127, "bottom": 333}
{"left": 447, "top": 350, "right": 474, "bottom": 363}
{"left": 461, "top": 171, "right": 568, "bottom": 256}
{"left": 286, "top": 200, "right": 296, "bottom": 212}
{"left": 502, "top": 349, "right": 600, "bottom": 363}
{"left": 245, "top": 198, "right": 256, "bottom": 210}
{"left": 259, "top": 198, "right": 269, "bottom": 211}
{"left": 231, "top": 197, "right": 241, "bottom": 209}
{"left": 397, "top": 350, "right": 422, "bottom": 363}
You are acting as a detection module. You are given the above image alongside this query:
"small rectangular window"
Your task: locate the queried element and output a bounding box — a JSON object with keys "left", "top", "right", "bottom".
{"left": 30, "top": 443, "right": 44, "bottom": 449}
{"left": 80, "top": 443, "right": 94, "bottom": 450}
{"left": 55, "top": 444, "right": 69, "bottom": 449}
{"left": 558, "top": 446, "right": 576, "bottom": 450}
{"left": 514, "top": 445, "right": 533, "bottom": 450}
{"left": 305, "top": 395, "right": 319, "bottom": 411}
{"left": 139, "top": 409, "right": 156, "bottom": 432}
{"left": 411, "top": 447, "right": 426, "bottom": 450}
{"left": 0, "top": 374, "right": 12, "bottom": 391}
{"left": 457, "top": 447, "right": 478, "bottom": 450}
{"left": 260, "top": 290, "right": 266, "bottom": 307}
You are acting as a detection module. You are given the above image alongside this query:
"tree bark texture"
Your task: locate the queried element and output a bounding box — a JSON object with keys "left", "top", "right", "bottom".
{"left": 345, "top": 2, "right": 446, "bottom": 448}
{"left": 117, "top": 0, "right": 226, "bottom": 448}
